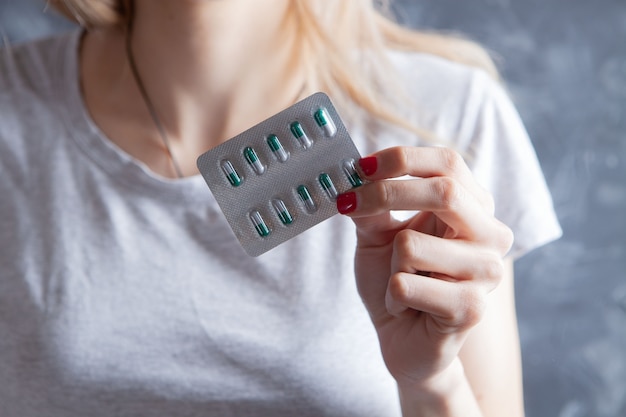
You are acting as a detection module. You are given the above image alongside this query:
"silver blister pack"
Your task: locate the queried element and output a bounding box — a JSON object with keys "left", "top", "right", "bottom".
{"left": 197, "top": 92, "right": 363, "bottom": 257}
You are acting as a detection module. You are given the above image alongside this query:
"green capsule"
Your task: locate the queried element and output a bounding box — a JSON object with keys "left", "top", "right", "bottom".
{"left": 318, "top": 173, "right": 338, "bottom": 199}
{"left": 266, "top": 134, "right": 289, "bottom": 162}
{"left": 290, "top": 121, "right": 313, "bottom": 149}
{"left": 221, "top": 160, "right": 242, "bottom": 187}
{"left": 343, "top": 159, "right": 363, "bottom": 188}
{"left": 250, "top": 210, "right": 270, "bottom": 237}
{"left": 272, "top": 199, "right": 293, "bottom": 225}
{"left": 297, "top": 185, "right": 317, "bottom": 213}
{"left": 243, "top": 146, "right": 265, "bottom": 175}
{"left": 314, "top": 107, "right": 337, "bottom": 137}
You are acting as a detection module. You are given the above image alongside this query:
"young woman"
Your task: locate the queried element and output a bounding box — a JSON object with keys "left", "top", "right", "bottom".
{"left": 0, "top": 0, "right": 561, "bottom": 416}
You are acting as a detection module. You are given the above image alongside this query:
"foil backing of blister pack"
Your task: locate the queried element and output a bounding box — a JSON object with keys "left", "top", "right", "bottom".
{"left": 197, "top": 92, "right": 363, "bottom": 257}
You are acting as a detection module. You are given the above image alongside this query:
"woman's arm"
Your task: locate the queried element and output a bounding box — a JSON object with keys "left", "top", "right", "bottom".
{"left": 398, "top": 260, "right": 524, "bottom": 417}
{"left": 459, "top": 258, "right": 525, "bottom": 416}
{"left": 337, "top": 146, "right": 517, "bottom": 417}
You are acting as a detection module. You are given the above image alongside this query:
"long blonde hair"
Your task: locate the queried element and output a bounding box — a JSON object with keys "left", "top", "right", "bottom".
{"left": 49, "top": 0, "right": 498, "bottom": 142}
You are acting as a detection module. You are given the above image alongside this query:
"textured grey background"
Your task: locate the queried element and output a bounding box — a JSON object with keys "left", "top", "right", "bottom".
{"left": 1, "top": 1, "right": 625, "bottom": 416}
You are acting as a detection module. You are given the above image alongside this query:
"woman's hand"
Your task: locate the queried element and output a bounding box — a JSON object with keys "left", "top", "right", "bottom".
{"left": 336, "top": 146, "right": 514, "bottom": 406}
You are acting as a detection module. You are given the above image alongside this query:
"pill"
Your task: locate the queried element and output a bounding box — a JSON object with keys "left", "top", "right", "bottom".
{"left": 318, "top": 173, "right": 338, "bottom": 199}
{"left": 290, "top": 121, "right": 313, "bottom": 149}
{"left": 342, "top": 159, "right": 363, "bottom": 188}
{"left": 272, "top": 198, "right": 293, "bottom": 225}
{"left": 243, "top": 146, "right": 265, "bottom": 175}
{"left": 221, "top": 160, "right": 243, "bottom": 187}
{"left": 266, "top": 134, "right": 289, "bottom": 162}
{"left": 250, "top": 210, "right": 270, "bottom": 237}
{"left": 297, "top": 185, "right": 317, "bottom": 213}
{"left": 314, "top": 107, "right": 337, "bottom": 137}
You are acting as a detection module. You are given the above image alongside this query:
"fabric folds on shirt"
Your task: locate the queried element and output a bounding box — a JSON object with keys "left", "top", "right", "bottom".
{"left": 0, "top": 31, "right": 561, "bottom": 417}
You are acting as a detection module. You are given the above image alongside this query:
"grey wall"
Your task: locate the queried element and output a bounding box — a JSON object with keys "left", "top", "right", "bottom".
{"left": 1, "top": 1, "right": 625, "bottom": 416}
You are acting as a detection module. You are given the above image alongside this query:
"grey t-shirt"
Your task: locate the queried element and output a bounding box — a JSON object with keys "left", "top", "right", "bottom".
{"left": 0, "top": 32, "right": 561, "bottom": 416}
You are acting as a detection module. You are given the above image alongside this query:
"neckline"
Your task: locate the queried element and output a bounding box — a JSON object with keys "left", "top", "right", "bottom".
{"left": 58, "top": 30, "right": 216, "bottom": 206}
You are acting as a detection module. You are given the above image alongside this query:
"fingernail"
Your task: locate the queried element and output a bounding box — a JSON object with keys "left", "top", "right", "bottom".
{"left": 336, "top": 192, "right": 357, "bottom": 214}
{"left": 358, "top": 156, "right": 378, "bottom": 176}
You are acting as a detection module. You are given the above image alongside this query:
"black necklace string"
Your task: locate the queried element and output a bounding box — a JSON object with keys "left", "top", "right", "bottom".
{"left": 124, "top": 5, "right": 184, "bottom": 179}
{"left": 122, "top": 2, "right": 308, "bottom": 180}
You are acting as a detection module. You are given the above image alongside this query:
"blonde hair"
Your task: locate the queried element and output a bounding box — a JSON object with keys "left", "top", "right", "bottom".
{"left": 48, "top": 0, "right": 129, "bottom": 27}
{"left": 291, "top": 1, "right": 499, "bottom": 143}
{"left": 48, "top": 0, "right": 499, "bottom": 143}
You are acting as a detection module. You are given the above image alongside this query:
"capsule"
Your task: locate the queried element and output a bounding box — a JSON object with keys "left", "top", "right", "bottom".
{"left": 343, "top": 159, "right": 363, "bottom": 188}
{"left": 266, "top": 134, "right": 289, "bottom": 162}
{"left": 221, "top": 160, "right": 243, "bottom": 187}
{"left": 272, "top": 198, "right": 293, "bottom": 225}
{"left": 243, "top": 146, "right": 265, "bottom": 175}
{"left": 318, "top": 173, "right": 338, "bottom": 200}
{"left": 297, "top": 185, "right": 317, "bottom": 213}
{"left": 290, "top": 121, "right": 313, "bottom": 149}
{"left": 250, "top": 210, "right": 270, "bottom": 237}
{"left": 314, "top": 107, "right": 337, "bottom": 137}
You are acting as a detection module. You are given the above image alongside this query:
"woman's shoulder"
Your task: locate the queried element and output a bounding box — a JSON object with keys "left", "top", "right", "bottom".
{"left": 0, "top": 31, "right": 79, "bottom": 122}
{"left": 0, "top": 32, "right": 79, "bottom": 174}
{"left": 377, "top": 51, "right": 562, "bottom": 257}
{"left": 363, "top": 49, "right": 504, "bottom": 151}
{"left": 0, "top": 31, "right": 78, "bottom": 102}
{"left": 387, "top": 49, "right": 499, "bottom": 119}
{"left": 388, "top": 50, "right": 482, "bottom": 84}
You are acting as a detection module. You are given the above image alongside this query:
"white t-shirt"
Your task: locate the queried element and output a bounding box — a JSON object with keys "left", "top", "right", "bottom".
{"left": 0, "top": 32, "right": 561, "bottom": 416}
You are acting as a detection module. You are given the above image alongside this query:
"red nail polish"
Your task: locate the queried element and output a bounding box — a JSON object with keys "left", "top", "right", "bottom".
{"left": 358, "top": 156, "right": 378, "bottom": 176}
{"left": 336, "top": 192, "right": 357, "bottom": 214}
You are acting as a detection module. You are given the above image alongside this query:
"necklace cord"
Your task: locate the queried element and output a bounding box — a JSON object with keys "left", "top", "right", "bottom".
{"left": 124, "top": 4, "right": 184, "bottom": 179}
{"left": 122, "top": 2, "right": 308, "bottom": 180}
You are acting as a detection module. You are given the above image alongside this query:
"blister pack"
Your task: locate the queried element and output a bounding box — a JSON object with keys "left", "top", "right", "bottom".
{"left": 197, "top": 92, "right": 364, "bottom": 257}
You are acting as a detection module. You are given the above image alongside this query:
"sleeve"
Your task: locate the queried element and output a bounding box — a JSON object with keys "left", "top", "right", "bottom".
{"left": 460, "top": 71, "right": 562, "bottom": 259}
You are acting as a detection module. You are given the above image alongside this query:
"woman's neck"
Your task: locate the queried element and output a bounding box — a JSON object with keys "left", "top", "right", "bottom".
{"left": 81, "top": 0, "right": 306, "bottom": 177}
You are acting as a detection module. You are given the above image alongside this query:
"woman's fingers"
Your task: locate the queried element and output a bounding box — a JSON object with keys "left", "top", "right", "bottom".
{"left": 358, "top": 146, "right": 495, "bottom": 213}
{"left": 385, "top": 271, "right": 487, "bottom": 330}
{"left": 390, "top": 229, "right": 506, "bottom": 286}
{"left": 384, "top": 229, "right": 503, "bottom": 324}
{"left": 338, "top": 177, "right": 512, "bottom": 252}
